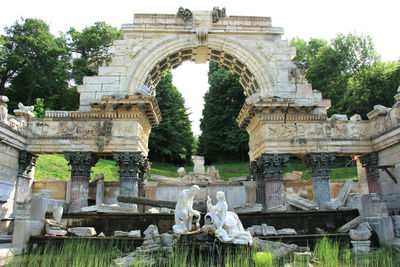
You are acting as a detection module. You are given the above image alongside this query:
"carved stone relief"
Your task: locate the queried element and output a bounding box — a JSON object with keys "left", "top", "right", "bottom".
{"left": 256, "top": 41, "right": 274, "bottom": 61}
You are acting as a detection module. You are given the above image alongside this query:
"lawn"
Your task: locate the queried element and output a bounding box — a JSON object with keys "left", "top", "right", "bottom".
{"left": 34, "top": 155, "right": 358, "bottom": 181}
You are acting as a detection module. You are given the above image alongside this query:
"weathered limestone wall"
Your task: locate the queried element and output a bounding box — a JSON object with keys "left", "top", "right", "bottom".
{"left": 0, "top": 143, "right": 18, "bottom": 224}
{"left": 378, "top": 143, "right": 400, "bottom": 213}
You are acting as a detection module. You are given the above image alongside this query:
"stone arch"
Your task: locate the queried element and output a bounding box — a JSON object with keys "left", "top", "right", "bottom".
{"left": 125, "top": 35, "right": 276, "bottom": 97}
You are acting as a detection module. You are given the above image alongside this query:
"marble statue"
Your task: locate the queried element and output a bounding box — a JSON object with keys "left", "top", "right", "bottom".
{"left": 172, "top": 185, "right": 201, "bottom": 234}
{"left": 204, "top": 191, "right": 253, "bottom": 245}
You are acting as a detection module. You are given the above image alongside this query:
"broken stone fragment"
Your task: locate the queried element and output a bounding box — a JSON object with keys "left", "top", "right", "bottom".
{"left": 128, "top": 230, "right": 141, "bottom": 238}
{"left": 277, "top": 228, "right": 297, "bottom": 235}
{"left": 46, "top": 228, "right": 67, "bottom": 236}
{"left": 262, "top": 223, "right": 278, "bottom": 235}
{"left": 114, "top": 231, "right": 129, "bottom": 237}
{"left": 325, "top": 179, "right": 353, "bottom": 210}
{"left": 68, "top": 227, "right": 96, "bottom": 237}
{"left": 234, "top": 203, "right": 263, "bottom": 213}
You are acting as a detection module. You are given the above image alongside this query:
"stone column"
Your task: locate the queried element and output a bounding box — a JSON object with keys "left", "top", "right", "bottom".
{"left": 305, "top": 152, "right": 336, "bottom": 209}
{"left": 253, "top": 153, "right": 290, "bottom": 210}
{"left": 249, "top": 160, "right": 265, "bottom": 207}
{"left": 138, "top": 158, "right": 151, "bottom": 212}
{"left": 360, "top": 152, "right": 381, "bottom": 196}
{"left": 113, "top": 152, "right": 145, "bottom": 208}
{"left": 15, "top": 151, "right": 38, "bottom": 203}
{"left": 64, "top": 152, "right": 98, "bottom": 212}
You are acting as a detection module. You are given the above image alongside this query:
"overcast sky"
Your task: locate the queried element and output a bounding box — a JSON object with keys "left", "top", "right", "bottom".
{"left": 1, "top": 0, "right": 399, "bottom": 135}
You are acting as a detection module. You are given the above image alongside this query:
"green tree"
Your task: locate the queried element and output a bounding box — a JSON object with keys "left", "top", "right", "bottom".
{"left": 198, "top": 62, "right": 249, "bottom": 163}
{"left": 148, "top": 71, "right": 195, "bottom": 164}
{"left": 291, "top": 33, "right": 396, "bottom": 118}
{"left": 67, "top": 22, "right": 121, "bottom": 85}
{"left": 342, "top": 62, "right": 400, "bottom": 117}
{"left": 1, "top": 18, "right": 76, "bottom": 111}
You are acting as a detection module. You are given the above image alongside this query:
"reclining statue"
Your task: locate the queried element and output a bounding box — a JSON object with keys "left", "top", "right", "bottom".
{"left": 205, "top": 191, "right": 253, "bottom": 245}
{"left": 173, "top": 185, "right": 201, "bottom": 234}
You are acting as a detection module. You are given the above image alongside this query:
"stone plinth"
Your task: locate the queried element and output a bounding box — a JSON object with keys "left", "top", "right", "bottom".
{"left": 351, "top": 240, "right": 371, "bottom": 254}
{"left": 64, "top": 152, "right": 98, "bottom": 212}
{"left": 305, "top": 153, "right": 335, "bottom": 210}
{"left": 192, "top": 156, "right": 205, "bottom": 174}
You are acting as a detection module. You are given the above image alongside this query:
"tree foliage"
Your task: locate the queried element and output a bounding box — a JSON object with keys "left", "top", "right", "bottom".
{"left": 67, "top": 22, "right": 121, "bottom": 84}
{"left": 198, "top": 62, "right": 249, "bottom": 163}
{"left": 0, "top": 19, "right": 121, "bottom": 113}
{"left": 291, "top": 33, "right": 399, "bottom": 118}
{"left": 148, "top": 72, "right": 195, "bottom": 165}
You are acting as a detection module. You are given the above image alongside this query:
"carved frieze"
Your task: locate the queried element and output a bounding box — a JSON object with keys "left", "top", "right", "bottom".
{"left": 64, "top": 152, "right": 98, "bottom": 178}
{"left": 256, "top": 41, "right": 274, "bottom": 61}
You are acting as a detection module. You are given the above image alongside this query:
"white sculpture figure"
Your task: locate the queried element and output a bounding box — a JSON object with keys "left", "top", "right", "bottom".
{"left": 205, "top": 191, "right": 253, "bottom": 245}
{"left": 173, "top": 185, "right": 201, "bottom": 234}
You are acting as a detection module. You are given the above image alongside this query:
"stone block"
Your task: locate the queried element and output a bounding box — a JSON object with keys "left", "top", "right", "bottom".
{"left": 326, "top": 179, "right": 353, "bottom": 210}
{"left": 277, "top": 228, "right": 297, "bottom": 235}
{"left": 128, "top": 230, "right": 141, "bottom": 238}
{"left": 247, "top": 225, "right": 262, "bottom": 236}
{"left": 68, "top": 227, "right": 96, "bottom": 237}
{"left": 46, "top": 228, "right": 67, "bottom": 236}
{"left": 12, "top": 220, "right": 43, "bottom": 250}
{"left": 365, "top": 216, "right": 394, "bottom": 246}
{"left": 114, "top": 231, "right": 129, "bottom": 237}
{"left": 392, "top": 216, "right": 400, "bottom": 237}
{"left": 261, "top": 224, "right": 277, "bottom": 235}
{"left": 336, "top": 216, "right": 363, "bottom": 233}
{"left": 234, "top": 203, "right": 262, "bottom": 213}
{"left": 351, "top": 240, "right": 370, "bottom": 254}
{"left": 32, "top": 179, "right": 67, "bottom": 200}
{"left": 0, "top": 180, "right": 14, "bottom": 203}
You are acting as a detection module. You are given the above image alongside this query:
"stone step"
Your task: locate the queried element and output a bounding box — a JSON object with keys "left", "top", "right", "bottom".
{"left": 0, "top": 235, "right": 12, "bottom": 243}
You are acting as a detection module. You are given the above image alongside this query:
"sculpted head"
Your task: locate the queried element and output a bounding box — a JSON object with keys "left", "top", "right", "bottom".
{"left": 189, "top": 185, "right": 200, "bottom": 196}
{"left": 216, "top": 191, "right": 225, "bottom": 201}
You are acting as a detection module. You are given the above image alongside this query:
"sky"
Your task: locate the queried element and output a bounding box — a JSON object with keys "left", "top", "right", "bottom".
{"left": 1, "top": 0, "right": 400, "bottom": 135}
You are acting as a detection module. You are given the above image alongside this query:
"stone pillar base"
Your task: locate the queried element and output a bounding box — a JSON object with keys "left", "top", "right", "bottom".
{"left": 351, "top": 240, "right": 370, "bottom": 254}
{"left": 265, "top": 179, "right": 284, "bottom": 209}
{"left": 312, "top": 176, "right": 331, "bottom": 210}
{"left": 69, "top": 177, "right": 90, "bottom": 212}
{"left": 367, "top": 175, "right": 381, "bottom": 196}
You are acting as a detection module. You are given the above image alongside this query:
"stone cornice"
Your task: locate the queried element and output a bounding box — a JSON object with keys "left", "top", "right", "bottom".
{"left": 237, "top": 98, "right": 327, "bottom": 128}
{"left": 45, "top": 94, "right": 162, "bottom": 127}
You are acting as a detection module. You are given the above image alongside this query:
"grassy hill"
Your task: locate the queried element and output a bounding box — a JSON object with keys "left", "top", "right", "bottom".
{"left": 34, "top": 155, "right": 357, "bottom": 181}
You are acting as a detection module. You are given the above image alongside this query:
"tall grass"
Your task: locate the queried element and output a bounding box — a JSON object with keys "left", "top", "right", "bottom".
{"left": 6, "top": 239, "right": 128, "bottom": 267}
{"left": 5, "top": 237, "right": 400, "bottom": 267}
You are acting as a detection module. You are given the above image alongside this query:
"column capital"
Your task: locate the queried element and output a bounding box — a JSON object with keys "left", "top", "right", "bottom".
{"left": 113, "top": 152, "right": 144, "bottom": 180}
{"left": 64, "top": 151, "right": 98, "bottom": 178}
{"left": 139, "top": 158, "right": 151, "bottom": 183}
{"left": 305, "top": 152, "right": 336, "bottom": 178}
{"left": 360, "top": 152, "right": 379, "bottom": 177}
{"left": 18, "top": 150, "right": 38, "bottom": 179}
{"left": 257, "top": 153, "right": 290, "bottom": 179}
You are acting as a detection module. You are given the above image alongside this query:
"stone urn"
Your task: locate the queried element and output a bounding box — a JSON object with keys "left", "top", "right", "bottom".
{"left": 350, "top": 222, "right": 372, "bottom": 253}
